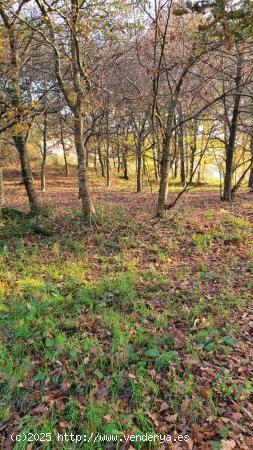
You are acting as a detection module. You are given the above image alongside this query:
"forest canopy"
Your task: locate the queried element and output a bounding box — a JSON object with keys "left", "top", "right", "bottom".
{"left": 1, "top": 0, "right": 253, "bottom": 214}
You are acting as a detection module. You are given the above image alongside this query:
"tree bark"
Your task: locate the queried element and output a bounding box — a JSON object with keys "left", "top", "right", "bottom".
{"left": 98, "top": 147, "right": 105, "bottom": 177}
{"left": 153, "top": 148, "right": 159, "bottom": 180}
{"left": 248, "top": 134, "right": 253, "bottom": 191}
{"left": 0, "top": 4, "right": 39, "bottom": 212}
{"left": 117, "top": 147, "right": 121, "bottom": 173}
{"left": 41, "top": 157, "right": 46, "bottom": 192}
{"left": 86, "top": 147, "right": 89, "bottom": 168}
{"left": 37, "top": 0, "right": 95, "bottom": 214}
{"left": 0, "top": 168, "right": 3, "bottom": 210}
{"left": 157, "top": 106, "right": 175, "bottom": 217}
{"left": 74, "top": 113, "right": 95, "bottom": 215}
{"left": 189, "top": 120, "right": 198, "bottom": 182}
{"left": 40, "top": 112, "right": 47, "bottom": 192}
{"left": 106, "top": 142, "right": 111, "bottom": 188}
{"left": 60, "top": 118, "right": 69, "bottom": 177}
{"left": 14, "top": 135, "right": 39, "bottom": 212}
{"left": 136, "top": 144, "right": 143, "bottom": 193}
{"left": 178, "top": 107, "right": 186, "bottom": 186}
{"left": 222, "top": 53, "right": 242, "bottom": 201}
{"left": 93, "top": 148, "right": 97, "bottom": 172}
{"left": 0, "top": 143, "right": 3, "bottom": 210}
{"left": 122, "top": 151, "right": 129, "bottom": 180}
{"left": 231, "top": 161, "right": 252, "bottom": 197}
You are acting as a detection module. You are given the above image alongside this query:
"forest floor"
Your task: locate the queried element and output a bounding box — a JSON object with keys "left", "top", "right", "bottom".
{"left": 0, "top": 167, "right": 253, "bottom": 450}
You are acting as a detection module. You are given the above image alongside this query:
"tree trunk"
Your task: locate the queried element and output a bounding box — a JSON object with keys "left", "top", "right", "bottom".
{"left": 0, "top": 143, "right": 3, "bottom": 209}
{"left": 98, "top": 147, "right": 105, "bottom": 177}
{"left": 106, "top": 143, "right": 111, "bottom": 188}
{"left": 153, "top": 148, "right": 159, "bottom": 180}
{"left": 0, "top": 168, "right": 3, "bottom": 210}
{"left": 122, "top": 151, "right": 129, "bottom": 180}
{"left": 222, "top": 54, "right": 242, "bottom": 201}
{"left": 86, "top": 147, "right": 89, "bottom": 168}
{"left": 248, "top": 134, "right": 253, "bottom": 191}
{"left": 232, "top": 161, "right": 252, "bottom": 197}
{"left": 117, "top": 147, "right": 121, "bottom": 173}
{"left": 60, "top": 118, "right": 69, "bottom": 177}
{"left": 197, "top": 162, "right": 202, "bottom": 185}
{"left": 14, "top": 135, "right": 39, "bottom": 212}
{"left": 40, "top": 112, "right": 47, "bottom": 192}
{"left": 178, "top": 107, "right": 186, "bottom": 186}
{"left": 74, "top": 114, "right": 95, "bottom": 215}
{"left": 174, "top": 159, "right": 178, "bottom": 179}
{"left": 93, "top": 148, "right": 97, "bottom": 172}
{"left": 41, "top": 158, "right": 46, "bottom": 192}
{"left": 63, "top": 149, "right": 69, "bottom": 177}
{"left": 136, "top": 144, "right": 143, "bottom": 193}
{"left": 157, "top": 106, "right": 175, "bottom": 217}
{"left": 189, "top": 120, "right": 198, "bottom": 183}
{"left": 223, "top": 140, "right": 236, "bottom": 201}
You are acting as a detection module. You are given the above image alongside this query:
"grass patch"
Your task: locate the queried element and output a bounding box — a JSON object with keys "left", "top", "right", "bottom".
{"left": 1, "top": 200, "right": 253, "bottom": 448}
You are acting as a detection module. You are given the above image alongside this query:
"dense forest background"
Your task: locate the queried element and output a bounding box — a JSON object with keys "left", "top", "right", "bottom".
{"left": 1, "top": 0, "right": 253, "bottom": 215}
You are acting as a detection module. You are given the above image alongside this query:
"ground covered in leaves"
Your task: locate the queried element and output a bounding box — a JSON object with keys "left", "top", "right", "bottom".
{"left": 0, "top": 168, "right": 253, "bottom": 449}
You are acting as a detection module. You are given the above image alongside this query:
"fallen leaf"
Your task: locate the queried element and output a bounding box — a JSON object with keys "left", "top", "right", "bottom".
{"left": 31, "top": 405, "right": 49, "bottom": 415}
{"left": 181, "top": 398, "right": 191, "bottom": 412}
{"left": 60, "top": 380, "right": 71, "bottom": 394}
{"left": 165, "top": 413, "right": 178, "bottom": 422}
{"left": 104, "top": 414, "right": 113, "bottom": 422}
{"left": 159, "top": 401, "right": 170, "bottom": 413}
{"left": 220, "top": 439, "right": 236, "bottom": 450}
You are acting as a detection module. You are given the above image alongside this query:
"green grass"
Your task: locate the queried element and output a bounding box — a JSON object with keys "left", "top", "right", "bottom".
{"left": 0, "top": 202, "right": 253, "bottom": 449}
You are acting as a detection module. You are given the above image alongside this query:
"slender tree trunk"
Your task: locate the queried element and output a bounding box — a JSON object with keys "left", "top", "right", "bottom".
{"left": 14, "top": 135, "right": 39, "bottom": 212}
{"left": 97, "top": 147, "right": 105, "bottom": 177}
{"left": 189, "top": 121, "right": 198, "bottom": 183}
{"left": 174, "top": 159, "right": 178, "bottom": 179}
{"left": 136, "top": 144, "right": 143, "bottom": 193}
{"left": 0, "top": 168, "right": 3, "bottom": 210}
{"left": 232, "top": 161, "right": 252, "bottom": 197}
{"left": 117, "top": 147, "right": 121, "bottom": 173}
{"left": 248, "top": 134, "right": 253, "bottom": 191}
{"left": 106, "top": 143, "right": 111, "bottom": 188}
{"left": 223, "top": 128, "right": 239, "bottom": 201}
{"left": 197, "top": 162, "right": 202, "bottom": 185}
{"left": 63, "top": 149, "right": 69, "bottom": 177}
{"left": 122, "top": 151, "right": 128, "bottom": 180}
{"left": 93, "top": 148, "right": 97, "bottom": 172}
{"left": 143, "top": 155, "right": 147, "bottom": 175}
{"left": 0, "top": 143, "right": 3, "bottom": 210}
{"left": 86, "top": 147, "right": 89, "bottom": 168}
{"left": 157, "top": 146, "right": 161, "bottom": 177}
{"left": 41, "top": 156, "right": 46, "bottom": 192}
{"left": 60, "top": 118, "right": 69, "bottom": 177}
{"left": 74, "top": 113, "right": 95, "bottom": 215}
{"left": 178, "top": 107, "right": 186, "bottom": 186}
{"left": 153, "top": 148, "right": 158, "bottom": 180}
{"left": 185, "top": 136, "right": 189, "bottom": 179}
{"left": 222, "top": 54, "right": 242, "bottom": 201}
{"left": 40, "top": 112, "right": 47, "bottom": 192}
{"left": 189, "top": 147, "right": 195, "bottom": 181}
{"left": 157, "top": 106, "right": 175, "bottom": 217}
{"left": 170, "top": 126, "right": 177, "bottom": 181}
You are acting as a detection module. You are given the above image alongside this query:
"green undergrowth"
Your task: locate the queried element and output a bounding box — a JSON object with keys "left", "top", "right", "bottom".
{"left": 0, "top": 204, "right": 252, "bottom": 449}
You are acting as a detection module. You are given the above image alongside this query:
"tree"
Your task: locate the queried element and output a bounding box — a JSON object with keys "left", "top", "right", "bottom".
{"left": 0, "top": 1, "right": 41, "bottom": 211}
{"left": 35, "top": 0, "right": 95, "bottom": 215}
